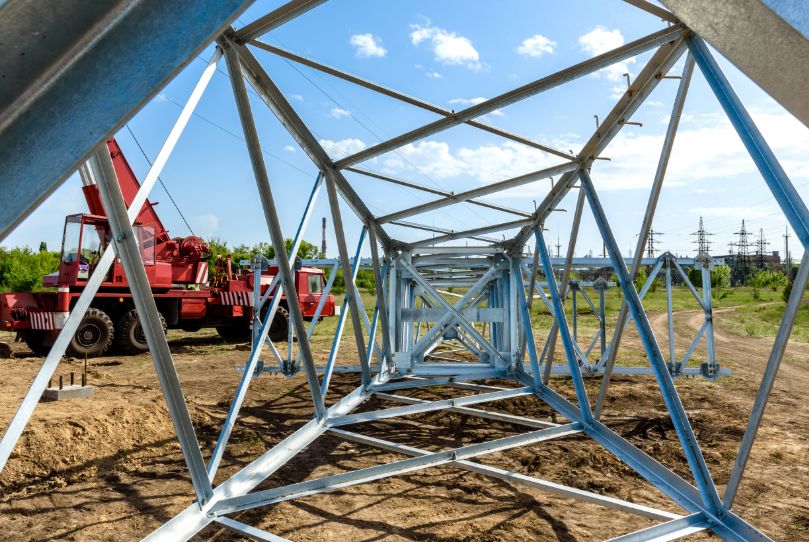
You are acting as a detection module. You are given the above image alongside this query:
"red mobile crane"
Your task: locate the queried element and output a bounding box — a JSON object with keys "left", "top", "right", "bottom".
{"left": 0, "top": 140, "right": 336, "bottom": 356}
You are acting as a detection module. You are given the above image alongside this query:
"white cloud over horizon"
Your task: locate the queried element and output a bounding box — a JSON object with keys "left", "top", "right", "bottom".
{"left": 328, "top": 107, "right": 352, "bottom": 119}
{"left": 350, "top": 33, "right": 387, "bottom": 58}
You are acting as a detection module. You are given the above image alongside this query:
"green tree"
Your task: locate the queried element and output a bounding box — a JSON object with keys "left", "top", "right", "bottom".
{"left": 711, "top": 264, "right": 731, "bottom": 289}
{"left": 0, "top": 247, "right": 61, "bottom": 291}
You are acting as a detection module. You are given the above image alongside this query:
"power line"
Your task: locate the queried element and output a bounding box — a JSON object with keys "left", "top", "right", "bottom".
{"left": 125, "top": 124, "right": 196, "bottom": 236}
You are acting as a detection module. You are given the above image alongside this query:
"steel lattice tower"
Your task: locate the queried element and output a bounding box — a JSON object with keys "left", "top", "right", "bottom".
{"left": 691, "top": 216, "right": 713, "bottom": 256}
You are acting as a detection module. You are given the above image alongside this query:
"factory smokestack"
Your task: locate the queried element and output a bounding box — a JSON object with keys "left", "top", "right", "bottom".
{"left": 321, "top": 217, "right": 327, "bottom": 258}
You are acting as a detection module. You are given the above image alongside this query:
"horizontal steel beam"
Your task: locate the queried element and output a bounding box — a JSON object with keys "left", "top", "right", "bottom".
{"left": 213, "top": 517, "right": 291, "bottom": 542}
{"left": 328, "top": 387, "right": 533, "bottom": 427}
{"left": 210, "top": 423, "right": 581, "bottom": 516}
{"left": 377, "top": 162, "right": 579, "bottom": 223}
{"left": 373, "top": 393, "right": 558, "bottom": 429}
{"left": 406, "top": 218, "right": 535, "bottom": 248}
{"left": 331, "top": 428, "right": 681, "bottom": 522}
{"left": 251, "top": 41, "right": 574, "bottom": 160}
{"left": 390, "top": 219, "right": 499, "bottom": 244}
{"left": 346, "top": 167, "right": 531, "bottom": 218}
{"left": 606, "top": 512, "right": 708, "bottom": 542}
{"left": 333, "top": 24, "right": 686, "bottom": 169}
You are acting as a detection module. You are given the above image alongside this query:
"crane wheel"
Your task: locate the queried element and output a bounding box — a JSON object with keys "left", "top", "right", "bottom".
{"left": 215, "top": 319, "right": 251, "bottom": 342}
{"left": 268, "top": 306, "right": 290, "bottom": 342}
{"left": 116, "top": 309, "right": 167, "bottom": 354}
{"left": 20, "top": 330, "right": 56, "bottom": 357}
{"left": 66, "top": 308, "right": 114, "bottom": 357}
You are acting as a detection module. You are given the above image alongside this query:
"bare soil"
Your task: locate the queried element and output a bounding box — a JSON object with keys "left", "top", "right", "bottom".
{"left": 0, "top": 306, "right": 807, "bottom": 541}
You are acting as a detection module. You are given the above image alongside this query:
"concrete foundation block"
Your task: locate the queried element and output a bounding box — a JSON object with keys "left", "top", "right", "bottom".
{"left": 41, "top": 385, "right": 94, "bottom": 401}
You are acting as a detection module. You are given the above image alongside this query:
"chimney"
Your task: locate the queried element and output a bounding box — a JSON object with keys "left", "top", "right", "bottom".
{"left": 321, "top": 217, "right": 327, "bottom": 258}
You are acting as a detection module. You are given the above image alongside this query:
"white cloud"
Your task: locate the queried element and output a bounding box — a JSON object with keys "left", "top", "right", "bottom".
{"left": 448, "top": 97, "right": 504, "bottom": 117}
{"left": 395, "top": 141, "right": 466, "bottom": 179}
{"left": 283, "top": 145, "right": 296, "bottom": 153}
{"left": 426, "top": 70, "right": 443, "bottom": 79}
{"left": 328, "top": 107, "right": 351, "bottom": 119}
{"left": 189, "top": 214, "right": 219, "bottom": 238}
{"left": 350, "top": 33, "right": 387, "bottom": 58}
{"left": 319, "top": 138, "right": 367, "bottom": 159}
{"left": 578, "top": 26, "right": 634, "bottom": 81}
{"left": 409, "top": 21, "right": 484, "bottom": 70}
{"left": 590, "top": 108, "right": 809, "bottom": 191}
{"left": 517, "top": 34, "right": 556, "bottom": 58}
{"left": 688, "top": 206, "right": 776, "bottom": 220}
{"left": 290, "top": 94, "right": 304, "bottom": 102}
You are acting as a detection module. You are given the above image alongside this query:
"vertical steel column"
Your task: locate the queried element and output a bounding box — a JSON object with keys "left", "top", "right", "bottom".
{"left": 322, "top": 228, "right": 367, "bottom": 393}
{"left": 689, "top": 36, "right": 809, "bottom": 251}
{"left": 324, "top": 171, "right": 372, "bottom": 387}
{"left": 724, "top": 252, "right": 809, "bottom": 507}
{"left": 665, "top": 257, "right": 676, "bottom": 370}
{"left": 543, "top": 189, "right": 586, "bottom": 383}
{"left": 700, "top": 260, "right": 716, "bottom": 368}
{"left": 92, "top": 146, "right": 213, "bottom": 506}
{"left": 513, "top": 259, "right": 542, "bottom": 382}
{"left": 535, "top": 226, "right": 594, "bottom": 422}
{"left": 571, "top": 283, "right": 578, "bottom": 342}
{"left": 594, "top": 55, "right": 695, "bottom": 417}
{"left": 0, "top": 49, "right": 222, "bottom": 476}
{"left": 224, "top": 45, "right": 326, "bottom": 419}
{"left": 579, "top": 168, "right": 723, "bottom": 514}
{"left": 368, "top": 224, "right": 393, "bottom": 371}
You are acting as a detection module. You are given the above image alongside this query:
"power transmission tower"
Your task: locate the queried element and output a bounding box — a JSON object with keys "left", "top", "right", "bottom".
{"left": 755, "top": 228, "right": 769, "bottom": 269}
{"left": 729, "top": 220, "right": 752, "bottom": 285}
{"left": 783, "top": 225, "right": 792, "bottom": 279}
{"left": 555, "top": 233, "right": 562, "bottom": 259}
{"left": 691, "top": 216, "right": 713, "bottom": 256}
{"left": 646, "top": 229, "right": 663, "bottom": 258}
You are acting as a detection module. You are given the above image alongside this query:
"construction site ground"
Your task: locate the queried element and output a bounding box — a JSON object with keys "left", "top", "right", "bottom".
{"left": 1, "top": 294, "right": 808, "bottom": 541}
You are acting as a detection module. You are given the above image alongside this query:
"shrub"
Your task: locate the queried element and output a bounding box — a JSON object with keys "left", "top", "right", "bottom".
{"left": 0, "top": 246, "right": 61, "bottom": 291}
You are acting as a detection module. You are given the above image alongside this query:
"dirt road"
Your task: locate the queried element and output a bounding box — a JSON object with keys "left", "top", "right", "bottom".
{"left": 0, "top": 306, "right": 807, "bottom": 541}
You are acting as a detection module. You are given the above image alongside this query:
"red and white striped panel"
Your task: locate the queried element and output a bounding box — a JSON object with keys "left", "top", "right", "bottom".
{"left": 219, "top": 291, "right": 253, "bottom": 306}
{"left": 195, "top": 262, "right": 209, "bottom": 285}
{"left": 29, "top": 311, "right": 68, "bottom": 330}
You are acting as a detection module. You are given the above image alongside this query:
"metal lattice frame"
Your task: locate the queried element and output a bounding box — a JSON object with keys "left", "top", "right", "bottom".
{"left": 1, "top": 2, "right": 808, "bottom": 541}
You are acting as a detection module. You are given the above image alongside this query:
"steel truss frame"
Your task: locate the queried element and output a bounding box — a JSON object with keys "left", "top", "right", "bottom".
{"left": 1, "top": 2, "right": 808, "bottom": 541}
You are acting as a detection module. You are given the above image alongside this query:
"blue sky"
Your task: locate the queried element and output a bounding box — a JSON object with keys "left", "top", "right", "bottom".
{"left": 6, "top": 0, "right": 808, "bottom": 262}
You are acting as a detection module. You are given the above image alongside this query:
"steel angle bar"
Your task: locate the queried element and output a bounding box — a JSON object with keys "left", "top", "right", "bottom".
{"left": 672, "top": 258, "right": 707, "bottom": 312}
{"left": 514, "top": 259, "right": 542, "bottom": 384}
{"left": 373, "top": 393, "right": 558, "bottom": 429}
{"left": 259, "top": 174, "right": 324, "bottom": 308}
{"left": 224, "top": 43, "right": 326, "bottom": 419}
{"left": 623, "top": 0, "right": 679, "bottom": 23}
{"left": 368, "top": 370, "right": 510, "bottom": 392}
{"left": 230, "top": 39, "right": 393, "bottom": 248}
{"left": 209, "top": 173, "right": 324, "bottom": 481}
{"left": 368, "top": 227, "right": 393, "bottom": 370}
{"left": 579, "top": 169, "right": 723, "bottom": 516}
{"left": 92, "top": 147, "right": 212, "bottom": 505}
{"left": 541, "top": 189, "right": 585, "bottom": 383}
{"left": 516, "top": 372, "right": 767, "bottom": 542}
{"left": 410, "top": 264, "right": 501, "bottom": 357}
{"left": 403, "top": 260, "right": 506, "bottom": 364}
{"left": 234, "top": 0, "right": 325, "bottom": 42}
{"left": 347, "top": 167, "right": 531, "bottom": 217}
{"left": 689, "top": 36, "right": 809, "bottom": 251}
{"left": 322, "top": 228, "right": 369, "bottom": 393}
{"left": 678, "top": 320, "right": 708, "bottom": 372}
{"left": 406, "top": 218, "right": 535, "bottom": 248}
{"left": 605, "top": 513, "right": 708, "bottom": 542}
{"left": 508, "top": 35, "right": 688, "bottom": 251}
{"left": 390, "top": 220, "right": 499, "bottom": 244}
{"left": 0, "top": 50, "right": 222, "bottom": 476}
{"left": 143, "top": 378, "right": 380, "bottom": 542}
{"left": 334, "top": 25, "right": 686, "bottom": 169}
{"left": 535, "top": 226, "right": 594, "bottom": 420}
{"left": 251, "top": 42, "right": 574, "bottom": 161}
{"left": 377, "top": 162, "right": 579, "bottom": 224}
{"left": 328, "top": 387, "right": 533, "bottom": 427}
{"left": 331, "top": 428, "right": 679, "bottom": 522}
{"left": 214, "top": 517, "right": 291, "bottom": 542}
{"left": 0, "top": 1, "right": 248, "bottom": 241}
{"left": 209, "top": 423, "right": 582, "bottom": 516}
{"left": 724, "top": 252, "right": 809, "bottom": 508}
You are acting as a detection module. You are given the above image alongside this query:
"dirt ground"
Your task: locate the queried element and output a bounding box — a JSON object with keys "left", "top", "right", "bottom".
{"left": 0, "top": 305, "right": 807, "bottom": 541}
